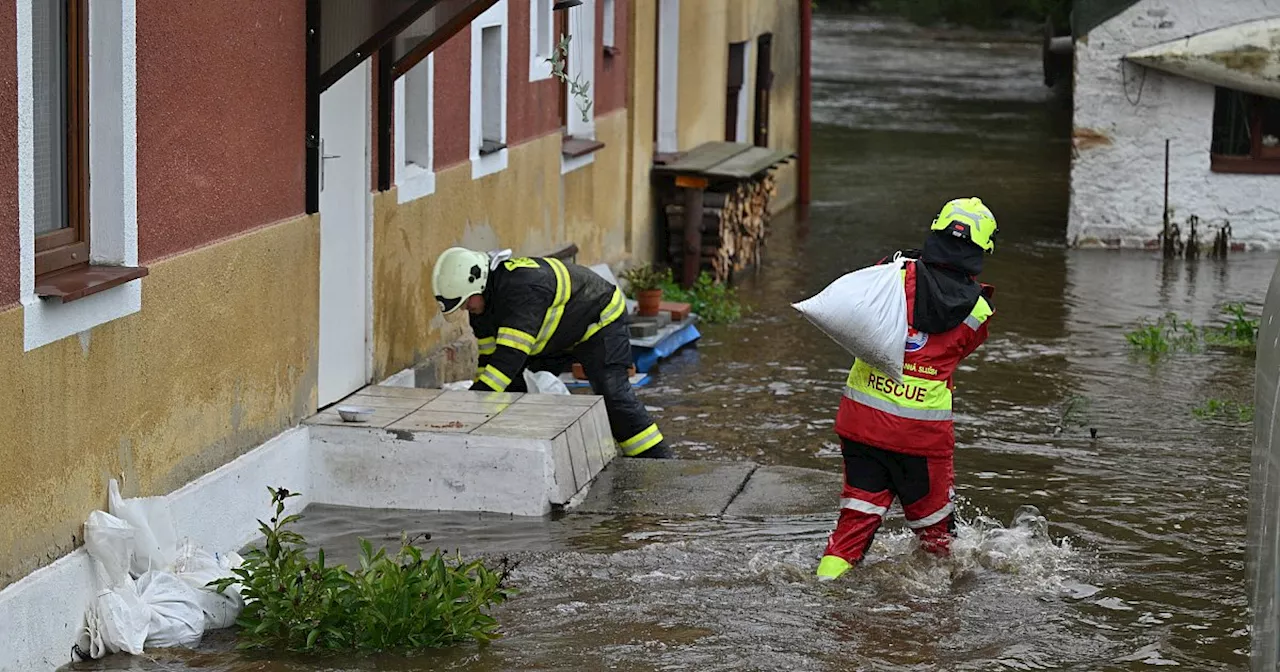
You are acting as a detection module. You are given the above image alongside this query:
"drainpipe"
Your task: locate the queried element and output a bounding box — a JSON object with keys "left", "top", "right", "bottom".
{"left": 798, "top": 0, "right": 812, "bottom": 207}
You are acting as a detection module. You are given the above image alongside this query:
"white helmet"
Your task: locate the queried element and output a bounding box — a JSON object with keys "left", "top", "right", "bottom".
{"left": 432, "top": 247, "right": 491, "bottom": 314}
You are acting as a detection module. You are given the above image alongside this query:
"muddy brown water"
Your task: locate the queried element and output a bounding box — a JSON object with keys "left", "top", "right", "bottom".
{"left": 67, "top": 14, "right": 1272, "bottom": 672}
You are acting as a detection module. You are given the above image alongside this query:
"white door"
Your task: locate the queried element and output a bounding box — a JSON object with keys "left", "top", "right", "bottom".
{"left": 318, "top": 61, "right": 371, "bottom": 407}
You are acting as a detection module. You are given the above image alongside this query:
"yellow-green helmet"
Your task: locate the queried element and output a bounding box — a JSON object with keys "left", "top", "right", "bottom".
{"left": 930, "top": 197, "right": 998, "bottom": 253}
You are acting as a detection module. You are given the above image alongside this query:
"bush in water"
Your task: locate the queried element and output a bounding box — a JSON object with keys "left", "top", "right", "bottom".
{"left": 1193, "top": 398, "right": 1254, "bottom": 423}
{"left": 1125, "top": 303, "right": 1259, "bottom": 359}
{"left": 1204, "top": 302, "right": 1258, "bottom": 351}
{"left": 211, "top": 488, "right": 513, "bottom": 653}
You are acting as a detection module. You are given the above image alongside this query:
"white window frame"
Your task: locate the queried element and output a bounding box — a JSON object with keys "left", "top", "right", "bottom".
{"left": 561, "top": 0, "right": 596, "bottom": 175}
{"left": 656, "top": 0, "right": 680, "bottom": 154}
{"left": 394, "top": 52, "right": 435, "bottom": 204}
{"left": 601, "top": 0, "right": 615, "bottom": 48}
{"left": 17, "top": 0, "right": 140, "bottom": 352}
{"left": 529, "top": 0, "right": 554, "bottom": 81}
{"left": 471, "top": 0, "right": 509, "bottom": 180}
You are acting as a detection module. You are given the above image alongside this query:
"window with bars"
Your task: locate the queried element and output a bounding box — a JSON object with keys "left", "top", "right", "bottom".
{"left": 1211, "top": 86, "right": 1280, "bottom": 174}
{"left": 34, "top": 0, "right": 90, "bottom": 278}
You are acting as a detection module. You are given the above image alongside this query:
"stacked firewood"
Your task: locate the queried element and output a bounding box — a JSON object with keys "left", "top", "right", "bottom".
{"left": 665, "top": 174, "right": 778, "bottom": 283}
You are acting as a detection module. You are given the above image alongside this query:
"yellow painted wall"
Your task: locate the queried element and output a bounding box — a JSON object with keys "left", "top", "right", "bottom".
{"left": 625, "top": 0, "right": 657, "bottom": 265}
{"left": 675, "top": 0, "right": 801, "bottom": 212}
{"left": 371, "top": 111, "right": 631, "bottom": 381}
{"left": 0, "top": 215, "right": 319, "bottom": 589}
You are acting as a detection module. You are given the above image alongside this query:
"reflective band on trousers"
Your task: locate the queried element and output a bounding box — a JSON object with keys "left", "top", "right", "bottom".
{"left": 532, "top": 259, "right": 572, "bottom": 355}
{"left": 840, "top": 497, "right": 888, "bottom": 517}
{"left": 906, "top": 503, "right": 954, "bottom": 529}
{"left": 843, "top": 387, "right": 953, "bottom": 421}
{"left": 620, "top": 423, "right": 663, "bottom": 456}
{"left": 579, "top": 287, "right": 626, "bottom": 344}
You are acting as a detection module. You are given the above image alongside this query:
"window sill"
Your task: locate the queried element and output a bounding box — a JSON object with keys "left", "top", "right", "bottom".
{"left": 562, "top": 136, "right": 605, "bottom": 159}
{"left": 1211, "top": 154, "right": 1280, "bottom": 175}
{"left": 35, "top": 265, "right": 149, "bottom": 304}
{"left": 396, "top": 163, "right": 437, "bottom": 205}
{"left": 479, "top": 140, "right": 508, "bottom": 157}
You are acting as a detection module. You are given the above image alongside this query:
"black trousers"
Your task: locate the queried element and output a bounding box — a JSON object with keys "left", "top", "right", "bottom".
{"left": 507, "top": 319, "right": 665, "bottom": 456}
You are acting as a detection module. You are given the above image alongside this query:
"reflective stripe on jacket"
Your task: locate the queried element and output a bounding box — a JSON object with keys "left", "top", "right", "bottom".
{"left": 834, "top": 260, "right": 993, "bottom": 458}
{"left": 470, "top": 257, "right": 624, "bottom": 392}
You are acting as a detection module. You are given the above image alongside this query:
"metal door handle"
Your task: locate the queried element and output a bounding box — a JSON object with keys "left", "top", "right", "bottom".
{"left": 320, "top": 139, "right": 341, "bottom": 190}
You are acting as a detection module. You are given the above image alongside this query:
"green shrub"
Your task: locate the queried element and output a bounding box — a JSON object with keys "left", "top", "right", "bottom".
{"left": 211, "top": 488, "right": 512, "bottom": 654}
{"left": 659, "top": 270, "right": 745, "bottom": 324}
{"left": 1204, "top": 302, "right": 1258, "bottom": 350}
{"left": 1193, "top": 398, "right": 1254, "bottom": 423}
{"left": 1124, "top": 313, "right": 1201, "bottom": 358}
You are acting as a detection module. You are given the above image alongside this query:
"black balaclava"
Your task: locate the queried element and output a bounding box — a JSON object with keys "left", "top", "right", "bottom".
{"left": 912, "top": 231, "right": 985, "bottom": 334}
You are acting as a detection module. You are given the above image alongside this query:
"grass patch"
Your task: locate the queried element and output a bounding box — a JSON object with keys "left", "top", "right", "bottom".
{"left": 1124, "top": 313, "right": 1202, "bottom": 357}
{"left": 657, "top": 270, "right": 745, "bottom": 324}
{"left": 212, "top": 488, "right": 513, "bottom": 654}
{"left": 1193, "top": 398, "right": 1254, "bottom": 423}
{"left": 1125, "top": 303, "right": 1259, "bottom": 359}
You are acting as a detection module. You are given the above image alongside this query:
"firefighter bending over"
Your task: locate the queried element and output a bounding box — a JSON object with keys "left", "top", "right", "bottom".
{"left": 432, "top": 248, "right": 671, "bottom": 459}
{"left": 817, "top": 197, "right": 998, "bottom": 581}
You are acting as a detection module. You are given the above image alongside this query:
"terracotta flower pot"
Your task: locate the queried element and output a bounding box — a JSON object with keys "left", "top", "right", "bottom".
{"left": 636, "top": 289, "right": 663, "bottom": 317}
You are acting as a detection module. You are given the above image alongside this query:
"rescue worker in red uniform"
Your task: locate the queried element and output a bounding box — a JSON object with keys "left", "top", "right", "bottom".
{"left": 816, "top": 198, "right": 997, "bottom": 581}
{"left": 432, "top": 247, "right": 670, "bottom": 459}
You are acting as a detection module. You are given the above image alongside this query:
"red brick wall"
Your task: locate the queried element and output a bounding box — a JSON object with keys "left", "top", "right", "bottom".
{"left": 136, "top": 0, "right": 306, "bottom": 262}
{"left": 0, "top": 0, "right": 18, "bottom": 309}
{"left": 434, "top": 26, "right": 472, "bottom": 171}
{"left": 595, "top": 0, "right": 627, "bottom": 115}
{"left": 507, "top": 0, "right": 561, "bottom": 146}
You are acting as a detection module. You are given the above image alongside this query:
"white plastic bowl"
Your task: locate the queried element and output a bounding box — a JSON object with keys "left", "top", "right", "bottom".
{"left": 336, "top": 406, "right": 375, "bottom": 423}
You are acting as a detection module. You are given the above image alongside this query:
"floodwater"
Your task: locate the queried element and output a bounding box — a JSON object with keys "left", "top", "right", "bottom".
{"left": 67, "top": 14, "right": 1274, "bottom": 672}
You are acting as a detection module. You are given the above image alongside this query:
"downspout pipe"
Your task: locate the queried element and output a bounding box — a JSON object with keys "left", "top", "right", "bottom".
{"left": 798, "top": 0, "right": 812, "bottom": 207}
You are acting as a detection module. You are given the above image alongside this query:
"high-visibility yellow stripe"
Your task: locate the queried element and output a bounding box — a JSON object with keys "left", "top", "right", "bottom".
{"left": 845, "top": 360, "right": 952, "bottom": 415}
{"left": 477, "top": 365, "right": 512, "bottom": 392}
{"left": 496, "top": 327, "right": 536, "bottom": 354}
{"left": 620, "top": 424, "right": 663, "bottom": 456}
{"left": 964, "top": 296, "right": 993, "bottom": 330}
{"left": 531, "top": 258, "right": 572, "bottom": 355}
{"left": 477, "top": 337, "right": 497, "bottom": 356}
{"left": 578, "top": 287, "right": 627, "bottom": 344}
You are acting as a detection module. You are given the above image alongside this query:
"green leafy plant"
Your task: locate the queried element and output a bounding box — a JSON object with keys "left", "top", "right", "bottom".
{"left": 620, "top": 264, "right": 668, "bottom": 293}
{"left": 211, "top": 488, "right": 513, "bottom": 654}
{"left": 1204, "top": 302, "right": 1258, "bottom": 350}
{"left": 547, "top": 35, "right": 593, "bottom": 123}
{"left": 1124, "top": 313, "right": 1201, "bottom": 358}
{"left": 659, "top": 270, "right": 745, "bottom": 324}
{"left": 1193, "top": 398, "right": 1254, "bottom": 423}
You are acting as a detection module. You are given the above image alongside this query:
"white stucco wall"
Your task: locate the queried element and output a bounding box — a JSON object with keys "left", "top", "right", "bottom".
{"left": 1069, "top": 0, "right": 1280, "bottom": 250}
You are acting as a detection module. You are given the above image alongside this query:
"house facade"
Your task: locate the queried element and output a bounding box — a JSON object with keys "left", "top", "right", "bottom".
{"left": 0, "top": 0, "right": 807, "bottom": 621}
{"left": 1068, "top": 0, "right": 1280, "bottom": 250}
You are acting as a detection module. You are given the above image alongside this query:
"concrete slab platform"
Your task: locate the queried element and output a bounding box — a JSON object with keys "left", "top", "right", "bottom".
{"left": 310, "top": 385, "right": 617, "bottom": 516}
{"left": 723, "top": 465, "right": 840, "bottom": 517}
{"left": 574, "top": 459, "right": 759, "bottom": 516}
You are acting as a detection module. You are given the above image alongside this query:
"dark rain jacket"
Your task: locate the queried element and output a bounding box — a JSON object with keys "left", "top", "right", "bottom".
{"left": 470, "top": 256, "right": 625, "bottom": 392}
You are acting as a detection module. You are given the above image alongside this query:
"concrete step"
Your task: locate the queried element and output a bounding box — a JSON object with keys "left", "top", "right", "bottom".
{"left": 572, "top": 459, "right": 838, "bottom": 518}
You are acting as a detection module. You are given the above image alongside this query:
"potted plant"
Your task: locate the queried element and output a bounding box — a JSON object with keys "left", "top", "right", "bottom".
{"left": 622, "top": 264, "right": 666, "bottom": 317}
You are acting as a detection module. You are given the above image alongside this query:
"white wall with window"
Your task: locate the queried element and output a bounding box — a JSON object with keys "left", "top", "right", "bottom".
{"left": 529, "top": 0, "right": 553, "bottom": 81}
{"left": 395, "top": 52, "right": 435, "bottom": 204}
{"left": 1068, "top": 0, "right": 1280, "bottom": 249}
{"left": 18, "top": 0, "right": 142, "bottom": 351}
{"left": 560, "top": 0, "right": 596, "bottom": 174}
{"left": 471, "top": 0, "right": 509, "bottom": 179}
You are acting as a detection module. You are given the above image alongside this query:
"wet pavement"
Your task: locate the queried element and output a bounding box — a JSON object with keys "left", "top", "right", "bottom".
{"left": 65, "top": 13, "right": 1272, "bottom": 672}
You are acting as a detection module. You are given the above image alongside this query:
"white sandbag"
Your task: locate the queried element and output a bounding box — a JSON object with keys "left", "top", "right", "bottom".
{"left": 108, "top": 479, "right": 179, "bottom": 575}
{"left": 79, "top": 511, "right": 149, "bottom": 658}
{"left": 792, "top": 259, "right": 909, "bottom": 383}
{"left": 136, "top": 570, "right": 206, "bottom": 649}
{"left": 173, "top": 541, "right": 244, "bottom": 630}
{"left": 523, "top": 369, "right": 570, "bottom": 395}
{"left": 84, "top": 511, "right": 135, "bottom": 587}
{"left": 442, "top": 380, "right": 473, "bottom": 392}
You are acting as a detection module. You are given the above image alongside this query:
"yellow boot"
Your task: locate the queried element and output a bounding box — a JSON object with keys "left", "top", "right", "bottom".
{"left": 816, "top": 555, "right": 852, "bottom": 582}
